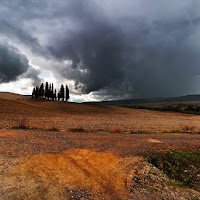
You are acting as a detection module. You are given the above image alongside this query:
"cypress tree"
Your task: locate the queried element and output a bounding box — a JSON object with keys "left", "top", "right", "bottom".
{"left": 35, "top": 86, "right": 39, "bottom": 98}
{"left": 49, "top": 83, "right": 52, "bottom": 99}
{"left": 32, "top": 82, "right": 69, "bottom": 101}
{"left": 51, "top": 83, "right": 54, "bottom": 100}
{"left": 60, "top": 84, "right": 64, "bottom": 101}
{"left": 38, "top": 85, "right": 41, "bottom": 98}
{"left": 66, "top": 84, "right": 69, "bottom": 101}
{"left": 58, "top": 91, "right": 60, "bottom": 101}
{"left": 54, "top": 89, "right": 57, "bottom": 101}
{"left": 45, "top": 82, "right": 48, "bottom": 99}
{"left": 39, "top": 83, "right": 44, "bottom": 98}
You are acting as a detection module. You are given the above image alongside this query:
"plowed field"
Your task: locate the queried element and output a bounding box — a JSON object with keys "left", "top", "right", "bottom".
{"left": 1, "top": 92, "right": 200, "bottom": 132}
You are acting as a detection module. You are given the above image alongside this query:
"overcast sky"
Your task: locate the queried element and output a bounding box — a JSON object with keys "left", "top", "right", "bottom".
{"left": 1, "top": 0, "right": 200, "bottom": 102}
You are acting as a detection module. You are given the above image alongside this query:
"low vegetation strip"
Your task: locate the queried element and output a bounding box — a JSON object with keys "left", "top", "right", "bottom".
{"left": 123, "top": 103, "right": 200, "bottom": 115}
{"left": 147, "top": 149, "right": 200, "bottom": 191}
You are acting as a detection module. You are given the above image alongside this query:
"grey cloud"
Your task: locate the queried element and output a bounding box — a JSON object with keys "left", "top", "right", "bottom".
{"left": 21, "top": 66, "right": 43, "bottom": 86}
{"left": 0, "top": 43, "right": 29, "bottom": 83}
{"left": 48, "top": 24, "right": 125, "bottom": 93}
{"left": 46, "top": 0, "right": 200, "bottom": 98}
{"left": 0, "top": 20, "right": 47, "bottom": 56}
{"left": 1, "top": 0, "right": 200, "bottom": 99}
{"left": 0, "top": 42, "right": 41, "bottom": 85}
{"left": 0, "top": 0, "right": 50, "bottom": 57}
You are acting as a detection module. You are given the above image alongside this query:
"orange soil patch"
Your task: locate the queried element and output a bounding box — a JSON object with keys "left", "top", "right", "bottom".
{"left": 4, "top": 149, "right": 142, "bottom": 199}
{"left": 148, "top": 138, "right": 162, "bottom": 143}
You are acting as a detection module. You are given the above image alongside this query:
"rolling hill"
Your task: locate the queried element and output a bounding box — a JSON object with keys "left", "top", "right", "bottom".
{"left": 1, "top": 92, "right": 200, "bottom": 132}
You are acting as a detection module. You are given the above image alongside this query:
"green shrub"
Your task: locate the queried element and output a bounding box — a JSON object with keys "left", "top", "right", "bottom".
{"left": 147, "top": 149, "right": 200, "bottom": 191}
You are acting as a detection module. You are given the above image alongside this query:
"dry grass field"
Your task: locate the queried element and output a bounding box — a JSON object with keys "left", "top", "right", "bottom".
{"left": 0, "top": 92, "right": 200, "bottom": 199}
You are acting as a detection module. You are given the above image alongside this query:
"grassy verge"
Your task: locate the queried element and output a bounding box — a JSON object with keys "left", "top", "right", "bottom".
{"left": 146, "top": 149, "right": 200, "bottom": 191}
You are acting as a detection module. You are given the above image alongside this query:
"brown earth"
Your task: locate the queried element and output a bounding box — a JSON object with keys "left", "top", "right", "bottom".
{"left": 1, "top": 92, "right": 200, "bottom": 132}
{"left": 0, "top": 93, "right": 200, "bottom": 199}
{"left": 0, "top": 129, "right": 200, "bottom": 158}
{"left": 0, "top": 144, "right": 200, "bottom": 200}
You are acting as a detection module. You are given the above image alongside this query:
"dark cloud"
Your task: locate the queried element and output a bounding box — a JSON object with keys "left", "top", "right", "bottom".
{"left": 47, "top": 0, "right": 200, "bottom": 99}
{"left": 48, "top": 24, "right": 125, "bottom": 93}
{"left": 0, "top": 43, "right": 29, "bottom": 83}
{"left": 0, "top": 42, "right": 41, "bottom": 84}
{"left": 1, "top": 0, "right": 200, "bottom": 99}
{"left": 0, "top": 20, "right": 47, "bottom": 56}
{"left": 0, "top": 0, "right": 50, "bottom": 57}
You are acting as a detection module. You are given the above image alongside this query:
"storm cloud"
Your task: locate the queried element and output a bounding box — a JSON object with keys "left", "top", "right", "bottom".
{"left": 0, "top": 42, "right": 29, "bottom": 83}
{"left": 1, "top": 0, "right": 200, "bottom": 99}
{"left": 46, "top": 0, "right": 200, "bottom": 99}
{"left": 0, "top": 42, "right": 41, "bottom": 85}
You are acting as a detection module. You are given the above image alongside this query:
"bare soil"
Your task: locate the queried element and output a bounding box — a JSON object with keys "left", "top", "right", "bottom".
{"left": 0, "top": 93, "right": 200, "bottom": 199}
{"left": 0, "top": 129, "right": 199, "bottom": 158}
{"left": 1, "top": 92, "right": 200, "bottom": 132}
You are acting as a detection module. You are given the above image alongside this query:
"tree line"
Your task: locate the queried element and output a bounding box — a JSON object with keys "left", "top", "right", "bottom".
{"left": 32, "top": 82, "right": 69, "bottom": 101}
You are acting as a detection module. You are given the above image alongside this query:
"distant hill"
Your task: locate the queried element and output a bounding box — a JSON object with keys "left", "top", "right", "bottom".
{"left": 88, "top": 94, "right": 200, "bottom": 106}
